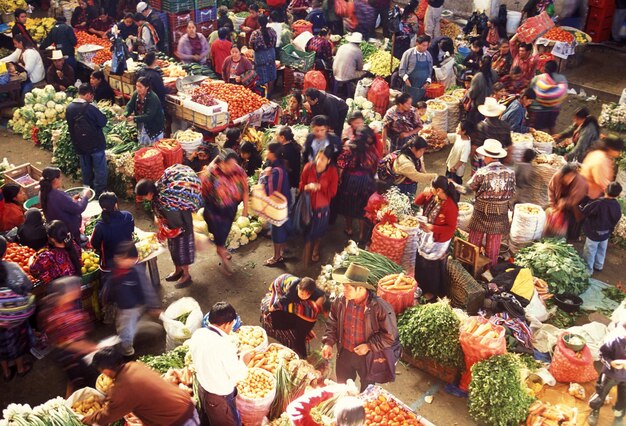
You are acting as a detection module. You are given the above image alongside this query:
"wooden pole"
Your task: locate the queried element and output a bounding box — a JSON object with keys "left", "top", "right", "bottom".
{"left": 390, "top": 32, "right": 396, "bottom": 76}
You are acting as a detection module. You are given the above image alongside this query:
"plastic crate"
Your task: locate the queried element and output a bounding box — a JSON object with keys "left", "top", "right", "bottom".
{"left": 168, "top": 11, "right": 195, "bottom": 29}
{"left": 161, "top": 0, "right": 194, "bottom": 13}
{"left": 148, "top": 0, "right": 162, "bottom": 9}
{"left": 279, "top": 44, "right": 315, "bottom": 72}
{"left": 195, "top": 6, "right": 217, "bottom": 24}
{"left": 170, "top": 25, "right": 187, "bottom": 48}
{"left": 194, "top": 0, "right": 215, "bottom": 8}
{"left": 197, "top": 20, "right": 216, "bottom": 37}
{"left": 155, "top": 11, "right": 170, "bottom": 35}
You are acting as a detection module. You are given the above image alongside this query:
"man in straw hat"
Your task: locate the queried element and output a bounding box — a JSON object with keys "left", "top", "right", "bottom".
{"left": 45, "top": 50, "right": 75, "bottom": 91}
{"left": 465, "top": 138, "right": 516, "bottom": 266}
{"left": 322, "top": 263, "right": 399, "bottom": 391}
{"left": 333, "top": 32, "right": 367, "bottom": 99}
{"left": 475, "top": 97, "right": 513, "bottom": 164}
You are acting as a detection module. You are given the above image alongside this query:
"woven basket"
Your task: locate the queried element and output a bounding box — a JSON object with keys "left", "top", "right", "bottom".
{"left": 369, "top": 224, "right": 408, "bottom": 265}
{"left": 401, "top": 352, "right": 460, "bottom": 384}
{"left": 292, "top": 21, "right": 313, "bottom": 38}
{"left": 446, "top": 257, "right": 485, "bottom": 315}
{"left": 395, "top": 221, "right": 420, "bottom": 276}
{"left": 154, "top": 139, "right": 183, "bottom": 168}
{"left": 250, "top": 185, "right": 288, "bottom": 226}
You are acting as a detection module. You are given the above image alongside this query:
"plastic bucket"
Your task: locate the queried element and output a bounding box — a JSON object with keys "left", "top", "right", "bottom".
{"left": 23, "top": 196, "right": 40, "bottom": 210}
{"left": 458, "top": 46, "right": 470, "bottom": 58}
{"left": 506, "top": 11, "right": 522, "bottom": 35}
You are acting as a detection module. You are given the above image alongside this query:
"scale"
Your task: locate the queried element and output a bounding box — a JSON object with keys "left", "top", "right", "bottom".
{"left": 175, "top": 75, "right": 210, "bottom": 94}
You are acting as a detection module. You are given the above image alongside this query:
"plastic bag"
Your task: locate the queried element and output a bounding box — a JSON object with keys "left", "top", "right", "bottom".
{"left": 303, "top": 70, "right": 327, "bottom": 91}
{"left": 525, "top": 290, "right": 549, "bottom": 322}
{"left": 236, "top": 368, "right": 277, "bottom": 426}
{"left": 160, "top": 297, "right": 203, "bottom": 350}
{"left": 459, "top": 316, "right": 507, "bottom": 390}
{"left": 65, "top": 387, "right": 105, "bottom": 419}
{"left": 548, "top": 333, "right": 598, "bottom": 383}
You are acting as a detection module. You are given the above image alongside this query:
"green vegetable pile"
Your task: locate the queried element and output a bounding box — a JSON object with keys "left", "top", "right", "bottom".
{"left": 52, "top": 121, "right": 81, "bottom": 180}
{"left": 139, "top": 344, "right": 189, "bottom": 374}
{"left": 84, "top": 214, "right": 101, "bottom": 237}
{"left": 515, "top": 238, "right": 590, "bottom": 295}
{"left": 469, "top": 354, "right": 535, "bottom": 426}
{"left": 398, "top": 301, "right": 464, "bottom": 369}
{"left": 344, "top": 249, "right": 403, "bottom": 287}
{"left": 602, "top": 285, "right": 626, "bottom": 304}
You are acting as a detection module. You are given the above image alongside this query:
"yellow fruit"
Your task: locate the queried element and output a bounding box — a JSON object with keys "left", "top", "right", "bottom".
{"left": 81, "top": 267, "right": 87, "bottom": 274}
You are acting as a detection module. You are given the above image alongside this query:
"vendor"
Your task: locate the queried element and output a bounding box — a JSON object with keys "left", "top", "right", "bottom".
{"left": 30, "top": 220, "right": 83, "bottom": 285}
{"left": 88, "top": 9, "right": 115, "bottom": 38}
{"left": 209, "top": 27, "right": 232, "bottom": 77}
{"left": 223, "top": 127, "right": 242, "bottom": 152}
{"left": 136, "top": 52, "right": 166, "bottom": 106}
{"left": 116, "top": 13, "right": 138, "bottom": 40}
{"left": 501, "top": 88, "right": 536, "bottom": 134}
{"left": 11, "top": 9, "right": 36, "bottom": 48}
{"left": 40, "top": 15, "right": 78, "bottom": 71}
{"left": 280, "top": 92, "right": 309, "bottom": 126}
{"left": 83, "top": 347, "right": 200, "bottom": 425}
{"left": 46, "top": 50, "right": 75, "bottom": 92}
{"left": 304, "top": 88, "right": 349, "bottom": 138}
{"left": 306, "top": 28, "right": 334, "bottom": 69}
{"left": 559, "top": 107, "right": 601, "bottom": 163}
{"left": 17, "top": 208, "right": 47, "bottom": 251}
{"left": 428, "top": 36, "right": 455, "bottom": 67}
{"left": 392, "top": 137, "right": 437, "bottom": 197}
{"left": 89, "top": 192, "right": 135, "bottom": 271}
{"left": 90, "top": 70, "right": 115, "bottom": 103}
{"left": 492, "top": 39, "right": 513, "bottom": 78}
{"left": 414, "top": 176, "right": 459, "bottom": 300}
{"left": 240, "top": 4, "right": 261, "bottom": 42}
{"left": 261, "top": 275, "right": 325, "bottom": 357}
{"left": 462, "top": 40, "right": 484, "bottom": 73}
{"left": 221, "top": 46, "right": 255, "bottom": 88}
{"left": 0, "top": 35, "right": 45, "bottom": 94}
{"left": 382, "top": 93, "right": 423, "bottom": 152}
{"left": 184, "top": 143, "right": 219, "bottom": 173}
{"left": 398, "top": 34, "right": 433, "bottom": 105}
{"left": 216, "top": 6, "right": 234, "bottom": 31}
{"left": 0, "top": 185, "right": 26, "bottom": 232}
{"left": 510, "top": 40, "right": 537, "bottom": 83}
{"left": 239, "top": 141, "right": 263, "bottom": 177}
{"left": 71, "top": 0, "right": 97, "bottom": 31}
{"left": 177, "top": 21, "right": 210, "bottom": 65}
{"left": 135, "top": 164, "right": 203, "bottom": 288}
{"left": 133, "top": 13, "right": 159, "bottom": 53}
{"left": 125, "top": 76, "right": 165, "bottom": 145}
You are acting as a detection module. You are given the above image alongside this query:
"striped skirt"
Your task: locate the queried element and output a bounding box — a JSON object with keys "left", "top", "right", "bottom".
{"left": 337, "top": 172, "right": 375, "bottom": 219}
{"left": 307, "top": 206, "right": 330, "bottom": 242}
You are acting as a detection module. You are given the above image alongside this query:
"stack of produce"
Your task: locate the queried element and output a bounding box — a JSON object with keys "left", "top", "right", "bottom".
{"left": 1, "top": 397, "right": 84, "bottom": 425}
{"left": 509, "top": 203, "right": 546, "bottom": 246}
{"left": 237, "top": 368, "right": 277, "bottom": 425}
{"left": 459, "top": 316, "right": 506, "bottom": 390}
{"left": 611, "top": 215, "right": 626, "bottom": 249}
{"left": 511, "top": 132, "right": 535, "bottom": 162}
{"left": 361, "top": 388, "right": 424, "bottom": 425}
{"left": 450, "top": 88, "right": 466, "bottom": 101}
{"left": 366, "top": 50, "right": 399, "bottom": 77}
{"left": 135, "top": 232, "right": 161, "bottom": 261}
{"left": 532, "top": 130, "right": 554, "bottom": 154}
{"left": 420, "top": 128, "right": 449, "bottom": 152}
{"left": 161, "top": 366, "right": 194, "bottom": 397}
{"left": 526, "top": 400, "right": 578, "bottom": 425}
{"left": 425, "top": 99, "right": 448, "bottom": 132}
{"left": 70, "top": 392, "right": 105, "bottom": 417}
{"left": 4, "top": 242, "right": 35, "bottom": 282}
{"left": 245, "top": 344, "right": 298, "bottom": 375}
{"left": 154, "top": 138, "right": 183, "bottom": 168}
{"left": 599, "top": 102, "right": 626, "bottom": 132}
{"left": 0, "top": 0, "right": 28, "bottom": 13}
{"left": 542, "top": 26, "right": 575, "bottom": 42}
{"left": 193, "top": 209, "right": 264, "bottom": 250}
{"left": 190, "top": 86, "right": 219, "bottom": 107}
{"left": 377, "top": 273, "right": 418, "bottom": 315}
{"left": 139, "top": 344, "right": 190, "bottom": 374}
{"left": 235, "top": 325, "right": 268, "bottom": 353}
{"left": 369, "top": 223, "right": 409, "bottom": 265}
{"left": 106, "top": 121, "right": 139, "bottom": 154}
{"left": 8, "top": 17, "right": 56, "bottom": 43}
{"left": 80, "top": 251, "right": 100, "bottom": 276}
{"left": 395, "top": 216, "right": 421, "bottom": 275}
{"left": 346, "top": 96, "right": 383, "bottom": 125}
{"left": 198, "top": 82, "right": 269, "bottom": 120}
{"left": 160, "top": 63, "right": 187, "bottom": 78}
{"left": 457, "top": 202, "right": 473, "bottom": 231}
{"left": 338, "top": 37, "right": 379, "bottom": 61}
{"left": 437, "top": 94, "right": 460, "bottom": 132}
{"left": 9, "top": 85, "right": 72, "bottom": 139}
{"left": 175, "top": 129, "right": 204, "bottom": 154}
{"left": 439, "top": 19, "right": 461, "bottom": 39}
{"left": 75, "top": 31, "right": 112, "bottom": 65}
{"left": 134, "top": 147, "right": 164, "bottom": 181}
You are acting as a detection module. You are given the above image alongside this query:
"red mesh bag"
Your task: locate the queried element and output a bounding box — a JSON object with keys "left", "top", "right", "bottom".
{"left": 369, "top": 224, "right": 408, "bottom": 265}
{"left": 303, "top": 70, "right": 327, "bottom": 91}
{"left": 134, "top": 147, "right": 165, "bottom": 182}
{"left": 459, "top": 316, "right": 507, "bottom": 391}
{"left": 367, "top": 77, "right": 390, "bottom": 115}
{"left": 292, "top": 21, "right": 313, "bottom": 38}
{"left": 549, "top": 334, "right": 598, "bottom": 383}
{"left": 154, "top": 139, "right": 183, "bottom": 168}
{"left": 376, "top": 275, "right": 417, "bottom": 315}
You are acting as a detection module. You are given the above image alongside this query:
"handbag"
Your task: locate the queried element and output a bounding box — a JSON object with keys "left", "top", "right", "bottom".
{"left": 251, "top": 168, "right": 289, "bottom": 226}
{"left": 292, "top": 191, "right": 313, "bottom": 234}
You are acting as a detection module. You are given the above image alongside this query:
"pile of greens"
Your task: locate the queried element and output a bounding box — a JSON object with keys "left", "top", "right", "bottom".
{"left": 515, "top": 238, "right": 590, "bottom": 295}
{"left": 52, "top": 121, "right": 81, "bottom": 179}
{"left": 469, "top": 354, "right": 535, "bottom": 426}
{"left": 398, "top": 300, "right": 464, "bottom": 369}
{"left": 139, "top": 345, "right": 189, "bottom": 374}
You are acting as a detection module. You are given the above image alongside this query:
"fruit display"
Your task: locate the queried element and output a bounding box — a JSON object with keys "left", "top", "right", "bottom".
{"left": 198, "top": 82, "right": 269, "bottom": 120}
{"left": 532, "top": 130, "right": 554, "bottom": 144}
{"left": 571, "top": 29, "right": 591, "bottom": 44}
{"left": 95, "top": 374, "right": 113, "bottom": 394}
{"left": 136, "top": 232, "right": 161, "bottom": 261}
{"left": 71, "top": 395, "right": 104, "bottom": 417}
{"left": 237, "top": 368, "right": 276, "bottom": 399}
{"left": 542, "top": 27, "right": 574, "bottom": 43}
{"left": 366, "top": 50, "right": 400, "bottom": 77}
{"left": 8, "top": 17, "right": 55, "bottom": 43}
{"left": 75, "top": 31, "right": 112, "bottom": 65}
{"left": 376, "top": 223, "right": 407, "bottom": 240}
{"left": 81, "top": 251, "right": 100, "bottom": 275}
{"left": 362, "top": 393, "right": 422, "bottom": 426}
{"left": 245, "top": 344, "right": 299, "bottom": 375}
{"left": 0, "top": 0, "right": 27, "bottom": 14}
{"left": 4, "top": 242, "right": 35, "bottom": 280}
{"left": 235, "top": 325, "right": 267, "bottom": 353}
{"left": 377, "top": 273, "right": 417, "bottom": 292}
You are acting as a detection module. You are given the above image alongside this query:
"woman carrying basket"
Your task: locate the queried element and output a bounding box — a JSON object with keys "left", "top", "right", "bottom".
{"left": 135, "top": 164, "right": 203, "bottom": 288}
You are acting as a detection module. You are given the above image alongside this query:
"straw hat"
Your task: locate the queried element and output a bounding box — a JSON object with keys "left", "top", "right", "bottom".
{"left": 345, "top": 32, "right": 363, "bottom": 44}
{"left": 50, "top": 50, "right": 66, "bottom": 61}
{"left": 332, "top": 263, "right": 375, "bottom": 291}
{"left": 136, "top": 1, "right": 148, "bottom": 13}
{"left": 478, "top": 97, "right": 506, "bottom": 117}
{"left": 476, "top": 139, "right": 508, "bottom": 159}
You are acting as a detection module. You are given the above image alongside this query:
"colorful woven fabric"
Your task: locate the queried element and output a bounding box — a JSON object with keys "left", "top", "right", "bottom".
{"left": 533, "top": 73, "right": 568, "bottom": 108}
{"left": 155, "top": 164, "right": 203, "bottom": 212}
{"left": 0, "top": 289, "right": 35, "bottom": 327}
{"left": 267, "top": 274, "right": 321, "bottom": 322}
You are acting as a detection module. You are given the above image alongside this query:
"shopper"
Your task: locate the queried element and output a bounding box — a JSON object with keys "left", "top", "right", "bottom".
{"left": 66, "top": 83, "right": 108, "bottom": 198}
{"left": 582, "top": 182, "right": 622, "bottom": 275}
{"left": 413, "top": 176, "right": 460, "bottom": 299}
{"left": 302, "top": 115, "right": 342, "bottom": 164}
{"left": 89, "top": 192, "right": 135, "bottom": 271}
{"left": 492, "top": 39, "right": 513, "bottom": 78}
{"left": 239, "top": 141, "right": 263, "bottom": 177}
{"left": 300, "top": 146, "right": 339, "bottom": 263}
{"left": 476, "top": 97, "right": 512, "bottom": 161}
{"left": 425, "top": 0, "right": 444, "bottom": 37}
{"left": 304, "top": 88, "right": 349, "bottom": 138}
{"left": 83, "top": 347, "right": 200, "bottom": 425}
{"left": 392, "top": 137, "right": 437, "bottom": 197}
{"left": 514, "top": 149, "right": 539, "bottom": 205}
{"left": 209, "top": 27, "right": 232, "bottom": 76}
{"left": 241, "top": 4, "right": 261, "bottom": 41}
{"left": 466, "top": 56, "right": 499, "bottom": 124}
{"left": 466, "top": 139, "right": 516, "bottom": 266}
{"left": 135, "top": 164, "right": 203, "bottom": 288}
{"left": 250, "top": 15, "right": 278, "bottom": 94}
{"left": 1, "top": 34, "right": 45, "bottom": 94}
{"left": 581, "top": 136, "right": 624, "bottom": 200}
{"left": 322, "top": 263, "right": 398, "bottom": 392}
{"left": 200, "top": 150, "right": 249, "bottom": 275}
{"left": 115, "top": 13, "right": 138, "bottom": 40}
{"left": 428, "top": 36, "right": 455, "bottom": 67}
{"left": 40, "top": 15, "right": 78, "bottom": 71}
{"left": 137, "top": 52, "right": 167, "bottom": 106}
{"left": 342, "top": 111, "right": 365, "bottom": 143}
{"left": 559, "top": 107, "right": 601, "bottom": 163}
{"left": 501, "top": 88, "right": 536, "bottom": 134}
{"left": 306, "top": 28, "right": 334, "bottom": 67}
{"left": 217, "top": 6, "right": 234, "bottom": 31}
{"left": 398, "top": 34, "right": 433, "bottom": 104}
{"left": 547, "top": 163, "right": 589, "bottom": 242}
{"left": 277, "top": 126, "right": 303, "bottom": 200}
{"left": 445, "top": 120, "right": 475, "bottom": 184}
{"left": 136, "top": 2, "right": 168, "bottom": 52}
{"left": 133, "top": 13, "right": 159, "bottom": 52}
{"left": 223, "top": 127, "right": 242, "bottom": 152}
{"left": 463, "top": 40, "right": 484, "bottom": 73}
{"left": 261, "top": 275, "right": 325, "bottom": 357}
{"left": 17, "top": 208, "right": 47, "bottom": 251}
{"left": 189, "top": 302, "right": 247, "bottom": 426}
{"left": 261, "top": 142, "right": 292, "bottom": 266}
{"left": 125, "top": 76, "right": 165, "bottom": 145}
{"left": 0, "top": 236, "right": 34, "bottom": 382}
{"left": 0, "top": 185, "right": 26, "bottom": 232}
{"left": 500, "top": 66, "right": 528, "bottom": 95}
{"left": 382, "top": 93, "right": 424, "bottom": 152}
{"left": 30, "top": 220, "right": 82, "bottom": 285}
{"left": 528, "top": 60, "right": 568, "bottom": 133}
{"left": 332, "top": 32, "right": 366, "bottom": 99}
{"left": 39, "top": 167, "right": 89, "bottom": 241}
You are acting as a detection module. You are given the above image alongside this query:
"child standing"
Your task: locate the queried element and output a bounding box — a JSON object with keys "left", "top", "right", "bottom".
{"left": 108, "top": 241, "right": 160, "bottom": 356}
{"left": 445, "top": 120, "right": 474, "bottom": 184}
{"left": 582, "top": 182, "right": 623, "bottom": 275}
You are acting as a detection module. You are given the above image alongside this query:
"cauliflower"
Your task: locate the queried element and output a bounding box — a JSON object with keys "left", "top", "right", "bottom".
{"left": 45, "top": 109, "right": 56, "bottom": 119}
{"left": 363, "top": 100, "right": 374, "bottom": 110}
{"left": 53, "top": 92, "right": 66, "bottom": 102}
{"left": 249, "top": 232, "right": 257, "bottom": 241}
{"left": 46, "top": 101, "right": 56, "bottom": 109}
{"left": 227, "top": 240, "right": 240, "bottom": 250}
{"left": 236, "top": 216, "right": 251, "bottom": 228}
{"left": 239, "top": 235, "right": 249, "bottom": 245}
{"left": 55, "top": 104, "right": 64, "bottom": 113}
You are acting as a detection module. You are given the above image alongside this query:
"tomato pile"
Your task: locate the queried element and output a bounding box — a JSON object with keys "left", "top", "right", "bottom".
{"left": 363, "top": 395, "right": 422, "bottom": 426}
{"left": 4, "top": 242, "right": 36, "bottom": 280}
{"left": 75, "top": 31, "right": 113, "bottom": 65}
{"left": 199, "top": 83, "right": 269, "bottom": 120}
{"left": 542, "top": 27, "right": 574, "bottom": 43}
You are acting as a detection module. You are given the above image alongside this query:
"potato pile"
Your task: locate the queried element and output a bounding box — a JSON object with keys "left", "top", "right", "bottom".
{"left": 376, "top": 223, "right": 408, "bottom": 240}
{"left": 235, "top": 326, "right": 267, "bottom": 352}
{"left": 237, "top": 368, "right": 276, "bottom": 399}
{"left": 72, "top": 395, "right": 103, "bottom": 416}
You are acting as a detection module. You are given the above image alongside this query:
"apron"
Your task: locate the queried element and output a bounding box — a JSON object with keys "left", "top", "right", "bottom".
{"left": 402, "top": 55, "right": 430, "bottom": 105}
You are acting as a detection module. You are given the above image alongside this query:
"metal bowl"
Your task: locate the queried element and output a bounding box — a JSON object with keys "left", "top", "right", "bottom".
{"left": 65, "top": 187, "right": 95, "bottom": 201}
{"left": 554, "top": 293, "right": 583, "bottom": 313}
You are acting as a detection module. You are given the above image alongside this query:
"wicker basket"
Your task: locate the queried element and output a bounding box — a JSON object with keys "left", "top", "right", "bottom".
{"left": 251, "top": 185, "right": 288, "bottom": 226}
{"left": 446, "top": 256, "right": 485, "bottom": 315}
{"left": 291, "top": 21, "right": 313, "bottom": 38}
{"left": 425, "top": 82, "right": 445, "bottom": 99}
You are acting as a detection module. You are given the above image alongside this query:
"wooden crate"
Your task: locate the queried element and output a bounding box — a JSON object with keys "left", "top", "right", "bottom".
{"left": 167, "top": 99, "right": 229, "bottom": 132}
{"left": 2, "top": 163, "right": 42, "bottom": 198}
{"left": 401, "top": 353, "right": 461, "bottom": 384}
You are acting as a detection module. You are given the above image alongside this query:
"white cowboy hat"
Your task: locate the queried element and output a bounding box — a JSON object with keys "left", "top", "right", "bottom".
{"left": 478, "top": 97, "right": 506, "bottom": 117}
{"left": 345, "top": 32, "right": 363, "bottom": 44}
{"left": 476, "top": 139, "right": 508, "bottom": 159}
{"left": 50, "top": 50, "right": 66, "bottom": 61}
{"left": 136, "top": 1, "right": 148, "bottom": 13}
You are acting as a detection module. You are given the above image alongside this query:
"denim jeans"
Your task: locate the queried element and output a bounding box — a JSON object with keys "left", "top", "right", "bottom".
{"left": 115, "top": 306, "right": 144, "bottom": 355}
{"left": 78, "top": 150, "right": 108, "bottom": 196}
{"left": 583, "top": 237, "right": 608, "bottom": 274}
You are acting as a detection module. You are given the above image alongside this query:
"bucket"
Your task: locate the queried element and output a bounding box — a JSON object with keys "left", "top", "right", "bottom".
{"left": 474, "top": 0, "right": 500, "bottom": 18}
{"left": 24, "top": 196, "right": 40, "bottom": 210}
{"left": 457, "top": 46, "right": 470, "bottom": 58}
{"left": 506, "top": 11, "right": 522, "bottom": 35}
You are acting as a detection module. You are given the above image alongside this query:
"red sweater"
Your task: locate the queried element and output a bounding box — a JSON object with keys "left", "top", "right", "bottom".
{"left": 210, "top": 39, "right": 233, "bottom": 77}
{"left": 414, "top": 193, "right": 458, "bottom": 242}
{"left": 0, "top": 202, "right": 24, "bottom": 232}
{"left": 299, "top": 162, "right": 339, "bottom": 210}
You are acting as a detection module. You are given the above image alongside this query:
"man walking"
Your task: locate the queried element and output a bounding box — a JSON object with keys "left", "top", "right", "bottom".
{"left": 65, "top": 84, "right": 108, "bottom": 198}
{"left": 425, "top": 0, "right": 444, "bottom": 38}
{"left": 322, "top": 263, "right": 398, "bottom": 391}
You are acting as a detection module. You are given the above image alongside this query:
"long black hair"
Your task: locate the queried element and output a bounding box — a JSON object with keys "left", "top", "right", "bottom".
{"left": 278, "top": 126, "right": 302, "bottom": 151}
{"left": 40, "top": 167, "right": 61, "bottom": 213}
{"left": 479, "top": 55, "right": 494, "bottom": 86}
{"left": 574, "top": 107, "right": 600, "bottom": 134}
{"left": 432, "top": 175, "right": 461, "bottom": 204}
{"left": 267, "top": 141, "right": 285, "bottom": 166}
{"left": 98, "top": 192, "right": 118, "bottom": 224}
{"left": 400, "top": 136, "right": 429, "bottom": 164}
{"left": 351, "top": 126, "right": 375, "bottom": 164}
{"left": 258, "top": 14, "right": 271, "bottom": 47}
{"left": 46, "top": 220, "right": 82, "bottom": 275}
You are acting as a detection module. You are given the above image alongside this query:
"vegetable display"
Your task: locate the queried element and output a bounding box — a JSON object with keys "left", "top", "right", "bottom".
{"left": 7, "top": 17, "right": 55, "bottom": 43}
{"left": 246, "top": 344, "right": 298, "bottom": 375}
{"left": 198, "top": 83, "right": 269, "bottom": 120}
{"left": 398, "top": 301, "right": 464, "bottom": 369}
{"left": 468, "top": 354, "right": 535, "bottom": 426}
{"left": 515, "top": 238, "right": 590, "bottom": 295}
{"left": 599, "top": 102, "right": 626, "bottom": 133}
{"left": 75, "top": 31, "right": 112, "bottom": 65}
{"left": 95, "top": 374, "right": 113, "bottom": 394}
{"left": 238, "top": 368, "right": 276, "bottom": 399}
{"left": 235, "top": 326, "right": 267, "bottom": 353}
{"left": 190, "top": 86, "right": 219, "bottom": 107}
{"left": 377, "top": 273, "right": 416, "bottom": 292}
{"left": 71, "top": 395, "right": 103, "bottom": 417}
{"left": 1, "top": 398, "right": 84, "bottom": 425}
{"left": 542, "top": 27, "right": 575, "bottom": 42}
{"left": 346, "top": 96, "right": 382, "bottom": 125}
{"left": 363, "top": 394, "right": 422, "bottom": 426}
{"left": 9, "top": 86, "right": 71, "bottom": 140}
{"left": 366, "top": 50, "right": 399, "bottom": 77}
{"left": 4, "top": 242, "right": 35, "bottom": 281}
{"left": 161, "top": 366, "right": 194, "bottom": 397}
{"left": 376, "top": 224, "right": 407, "bottom": 240}
{"left": 138, "top": 344, "right": 189, "bottom": 374}
{"left": 0, "top": 0, "right": 27, "bottom": 14}
{"left": 193, "top": 206, "right": 264, "bottom": 250}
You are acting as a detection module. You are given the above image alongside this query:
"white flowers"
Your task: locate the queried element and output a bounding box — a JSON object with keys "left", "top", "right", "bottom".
{"left": 377, "top": 187, "right": 413, "bottom": 222}
{"left": 599, "top": 103, "right": 626, "bottom": 132}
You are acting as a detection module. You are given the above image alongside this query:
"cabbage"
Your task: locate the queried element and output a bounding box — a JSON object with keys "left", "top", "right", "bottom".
{"left": 251, "top": 223, "right": 263, "bottom": 233}
{"left": 236, "top": 216, "right": 251, "bottom": 228}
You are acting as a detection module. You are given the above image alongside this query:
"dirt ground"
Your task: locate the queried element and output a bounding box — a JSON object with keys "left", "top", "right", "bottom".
{"left": 1, "top": 93, "right": 625, "bottom": 425}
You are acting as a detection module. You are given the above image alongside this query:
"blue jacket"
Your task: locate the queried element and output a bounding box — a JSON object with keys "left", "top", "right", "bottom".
{"left": 43, "top": 189, "right": 88, "bottom": 240}
{"left": 501, "top": 99, "right": 530, "bottom": 133}
{"left": 65, "top": 99, "right": 108, "bottom": 155}
{"left": 582, "top": 197, "right": 622, "bottom": 241}
{"left": 90, "top": 211, "right": 135, "bottom": 270}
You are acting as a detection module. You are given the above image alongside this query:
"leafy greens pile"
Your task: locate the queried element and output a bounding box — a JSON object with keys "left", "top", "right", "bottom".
{"left": 138, "top": 344, "right": 189, "bottom": 374}
{"left": 469, "top": 353, "right": 535, "bottom": 426}
{"left": 515, "top": 238, "right": 590, "bottom": 295}
{"left": 398, "top": 300, "right": 464, "bottom": 369}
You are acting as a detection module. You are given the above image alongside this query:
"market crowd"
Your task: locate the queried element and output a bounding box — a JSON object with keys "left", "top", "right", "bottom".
{"left": 0, "top": 0, "right": 626, "bottom": 424}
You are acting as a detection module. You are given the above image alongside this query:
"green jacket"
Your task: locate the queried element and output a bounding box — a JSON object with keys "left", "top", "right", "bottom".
{"left": 126, "top": 90, "right": 165, "bottom": 140}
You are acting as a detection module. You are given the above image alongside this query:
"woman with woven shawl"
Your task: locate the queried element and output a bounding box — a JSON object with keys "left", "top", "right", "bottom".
{"left": 249, "top": 15, "right": 277, "bottom": 95}
{"left": 200, "top": 150, "right": 249, "bottom": 276}
{"left": 528, "top": 60, "right": 568, "bottom": 134}
{"left": 0, "top": 236, "right": 35, "bottom": 381}
{"left": 135, "top": 165, "right": 203, "bottom": 288}
{"left": 260, "top": 274, "right": 325, "bottom": 357}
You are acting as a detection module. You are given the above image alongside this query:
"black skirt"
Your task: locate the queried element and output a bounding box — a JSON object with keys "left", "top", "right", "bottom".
{"left": 415, "top": 254, "right": 449, "bottom": 297}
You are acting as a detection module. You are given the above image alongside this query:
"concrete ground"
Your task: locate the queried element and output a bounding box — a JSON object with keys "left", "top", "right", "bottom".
{"left": 1, "top": 93, "right": 625, "bottom": 425}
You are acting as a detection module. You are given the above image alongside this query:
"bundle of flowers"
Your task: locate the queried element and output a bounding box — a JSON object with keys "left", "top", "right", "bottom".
{"left": 364, "top": 187, "right": 413, "bottom": 224}
{"left": 599, "top": 103, "right": 626, "bottom": 133}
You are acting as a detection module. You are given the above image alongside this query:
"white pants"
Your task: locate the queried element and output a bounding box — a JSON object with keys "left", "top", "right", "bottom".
{"left": 425, "top": 5, "right": 443, "bottom": 38}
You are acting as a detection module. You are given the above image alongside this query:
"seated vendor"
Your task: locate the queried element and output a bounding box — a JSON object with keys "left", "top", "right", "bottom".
{"left": 71, "top": 0, "right": 97, "bottom": 31}
{"left": 90, "top": 70, "right": 115, "bottom": 103}
{"left": 0, "top": 185, "right": 27, "bottom": 232}
{"left": 0, "top": 35, "right": 45, "bottom": 94}
{"left": 116, "top": 13, "right": 138, "bottom": 40}
{"left": 30, "top": 220, "right": 82, "bottom": 285}
{"left": 221, "top": 46, "right": 255, "bottom": 88}
{"left": 177, "top": 21, "right": 210, "bottom": 65}
{"left": 46, "top": 50, "right": 75, "bottom": 91}
{"left": 89, "top": 9, "right": 115, "bottom": 38}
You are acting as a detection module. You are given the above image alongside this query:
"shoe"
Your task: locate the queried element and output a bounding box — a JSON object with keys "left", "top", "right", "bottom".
{"left": 165, "top": 271, "right": 183, "bottom": 282}
{"left": 121, "top": 347, "right": 135, "bottom": 357}
{"left": 587, "top": 410, "right": 599, "bottom": 426}
{"left": 594, "top": 267, "right": 603, "bottom": 272}
{"left": 614, "top": 408, "right": 625, "bottom": 418}
{"left": 175, "top": 277, "right": 193, "bottom": 289}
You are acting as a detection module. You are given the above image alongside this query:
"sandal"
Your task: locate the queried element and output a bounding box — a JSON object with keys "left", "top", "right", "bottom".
{"left": 311, "top": 253, "right": 320, "bottom": 263}
{"left": 165, "top": 271, "right": 183, "bottom": 282}
{"left": 264, "top": 257, "right": 284, "bottom": 267}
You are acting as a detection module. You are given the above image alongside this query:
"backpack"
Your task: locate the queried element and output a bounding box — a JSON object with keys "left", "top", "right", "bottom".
{"left": 72, "top": 103, "right": 102, "bottom": 154}
{"left": 377, "top": 150, "right": 400, "bottom": 183}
